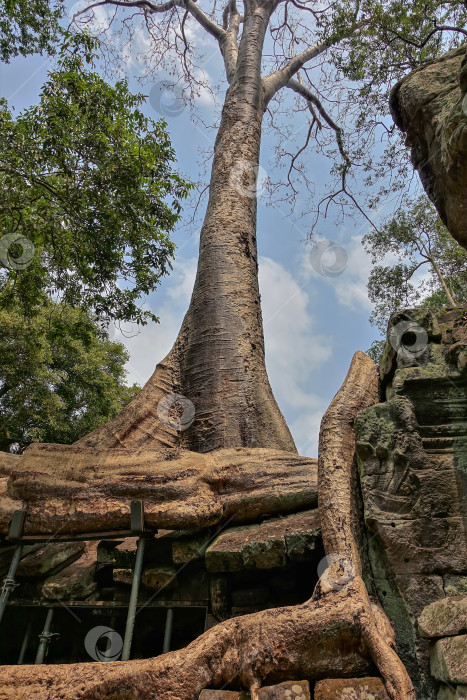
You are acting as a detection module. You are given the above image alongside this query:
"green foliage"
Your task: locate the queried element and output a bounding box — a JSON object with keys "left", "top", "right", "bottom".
{"left": 364, "top": 196, "right": 467, "bottom": 334}
{"left": 0, "top": 0, "right": 64, "bottom": 62}
{"left": 366, "top": 338, "right": 385, "bottom": 364}
{"left": 0, "top": 299, "right": 140, "bottom": 451}
{"left": 0, "top": 36, "right": 191, "bottom": 326}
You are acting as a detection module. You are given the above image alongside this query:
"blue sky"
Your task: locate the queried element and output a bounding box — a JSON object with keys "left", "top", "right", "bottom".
{"left": 0, "top": 7, "right": 403, "bottom": 457}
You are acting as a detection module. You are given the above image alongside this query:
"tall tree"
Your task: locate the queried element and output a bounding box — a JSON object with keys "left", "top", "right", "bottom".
{"left": 0, "top": 299, "right": 140, "bottom": 452}
{"left": 365, "top": 195, "right": 467, "bottom": 336}
{"left": 0, "top": 0, "right": 64, "bottom": 62}
{"left": 2, "top": 5, "right": 465, "bottom": 698}
{"left": 71, "top": 0, "right": 467, "bottom": 454}
{"left": 0, "top": 36, "right": 191, "bottom": 326}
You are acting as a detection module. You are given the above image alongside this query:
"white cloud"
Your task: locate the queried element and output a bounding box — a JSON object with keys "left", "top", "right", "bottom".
{"left": 119, "top": 257, "right": 197, "bottom": 385}
{"left": 260, "top": 256, "right": 332, "bottom": 453}
{"left": 301, "top": 235, "right": 373, "bottom": 311}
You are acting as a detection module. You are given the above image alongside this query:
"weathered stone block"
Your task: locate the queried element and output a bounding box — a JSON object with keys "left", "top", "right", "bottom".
{"left": 113, "top": 537, "right": 139, "bottom": 568}
{"left": 173, "top": 533, "right": 210, "bottom": 564}
{"left": 142, "top": 566, "right": 177, "bottom": 590}
{"left": 206, "top": 510, "right": 320, "bottom": 573}
{"left": 314, "top": 678, "right": 389, "bottom": 700}
{"left": 178, "top": 567, "right": 208, "bottom": 602}
{"left": 231, "top": 587, "right": 269, "bottom": 607}
{"left": 257, "top": 680, "right": 310, "bottom": 699}
{"left": 210, "top": 575, "right": 230, "bottom": 620}
{"left": 438, "top": 684, "right": 467, "bottom": 700}
{"left": 97, "top": 539, "right": 123, "bottom": 565}
{"left": 430, "top": 635, "right": 467, "bottom": 683}
{"left": 0, "top": 543, "right": 41, "bottom": 576}
{"left": 198, "top": 691, "right": 249, "bottom": 700}
{"left": 397, "top": 574, "right": 445, "bottom": 617}
{"left": 16, "top": 541, "right": 85, "bottom": 578}
{"left": 41, "top": 542, "right": 98, "bottom": 600}
{"left": 419, "top": 596, "right": 467, "bottom": 638}
{"left": 113, "top": 568, "right": 133, "bottom": 585}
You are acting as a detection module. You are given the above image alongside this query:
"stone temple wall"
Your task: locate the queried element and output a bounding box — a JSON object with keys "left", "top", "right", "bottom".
{"left": 355, "top": 307, "right": 467, "bottom": 699}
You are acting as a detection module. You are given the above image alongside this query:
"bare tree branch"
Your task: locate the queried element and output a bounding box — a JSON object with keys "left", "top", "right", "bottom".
{"left": 262, "top": 37, "right": 331, "bottom": 103}
{"left": 74, "top": 0, "right": 226, "bottom": 39}
{"left": 220, "top": 0, "right": 242, "bottom": 81}
{"left": 262, "top": 19, "right": 369, "bottom": 104}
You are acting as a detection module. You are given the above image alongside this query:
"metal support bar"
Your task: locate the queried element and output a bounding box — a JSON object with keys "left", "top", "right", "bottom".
{"left": 35, "top": 608, "right": 57, "bottom": 664}
{"left": 162, "top": 607, "right": 173, "bottom": 654}
{"left": 0, "top": 510, "right": 26, "bottom": 624}
{"left": 0, "top": 543, "right": 23, "bottom": 624}
{"left": 121, "top": 536, "right": 145, "bottom": 661}
{"left": 17, "top": 621, "right": 32, "bottom": 664}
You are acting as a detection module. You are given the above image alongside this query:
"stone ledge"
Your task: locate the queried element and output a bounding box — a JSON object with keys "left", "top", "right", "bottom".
{"left": 206, "top": 510, "right": 320, "bottom": 572}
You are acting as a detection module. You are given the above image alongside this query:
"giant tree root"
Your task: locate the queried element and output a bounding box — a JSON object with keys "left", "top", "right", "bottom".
{"left": 0, "top": 447, "right": 317, "bottom": 534}
{"left": 0, "top": 352, "right": 415, "bottom": 700}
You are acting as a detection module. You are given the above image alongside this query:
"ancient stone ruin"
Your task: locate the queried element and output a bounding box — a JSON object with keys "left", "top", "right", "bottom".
{"left": 0, "top": 306, "right": 465, "bottom": 699}
{"left": 1, "top": 40, "right": 467, "bottom": 700}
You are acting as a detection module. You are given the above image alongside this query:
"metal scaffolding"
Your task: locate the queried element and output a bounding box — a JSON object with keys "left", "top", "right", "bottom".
{"left": 0, "top": 500, "right": 161, "bottom": 664}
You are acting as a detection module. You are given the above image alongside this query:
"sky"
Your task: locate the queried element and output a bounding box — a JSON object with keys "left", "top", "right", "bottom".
{"left": 0, "top": 5, "right": 411, "bottom": 457}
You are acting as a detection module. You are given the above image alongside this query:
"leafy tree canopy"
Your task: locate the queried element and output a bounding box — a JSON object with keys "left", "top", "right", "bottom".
{"left": 0, "top": 35, "right": 191, "bottom": 326}
{"left": 364, "top": 195, "right": 467, "bottom": 358}
{"left": 0, "top": 0, "right": 64, "bottom": 62}
{"left": 0, "top": 298, "right": 140, "bottom": 452}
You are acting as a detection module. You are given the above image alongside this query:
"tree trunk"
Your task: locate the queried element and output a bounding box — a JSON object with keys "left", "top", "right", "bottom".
{"left": 77, "top": 7, "right": 295, "bottom": 454}
{"left": 429, "top": 256, "right": 457, "bottom": 306}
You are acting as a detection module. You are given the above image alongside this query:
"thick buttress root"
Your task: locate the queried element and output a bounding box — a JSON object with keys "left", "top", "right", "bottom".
{"left": 316, "top": 350, "right": 415, "bottom": 700}
{"left": 0, "top": 352, "right": 415, "bottom": 700}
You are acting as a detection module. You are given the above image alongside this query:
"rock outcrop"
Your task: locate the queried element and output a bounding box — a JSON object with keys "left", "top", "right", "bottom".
{"left": 390, "top": 45, "right": 467, "bottom": 250}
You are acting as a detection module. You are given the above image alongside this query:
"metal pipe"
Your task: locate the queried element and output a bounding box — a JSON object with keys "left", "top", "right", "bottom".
{"left": 35, "top": 608, "right": 54, "bottom": 664}
{"left": 121, "top": 536, "right": 146, "bottom": 661}
{"left": 0, "top": 544, "right": 23, "bottom": 624}
{"left": 17, "top": 620, "right": 32, "bottom": 664}
{"left": 162, "top": 607, "right": 173, "bottom": 654}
